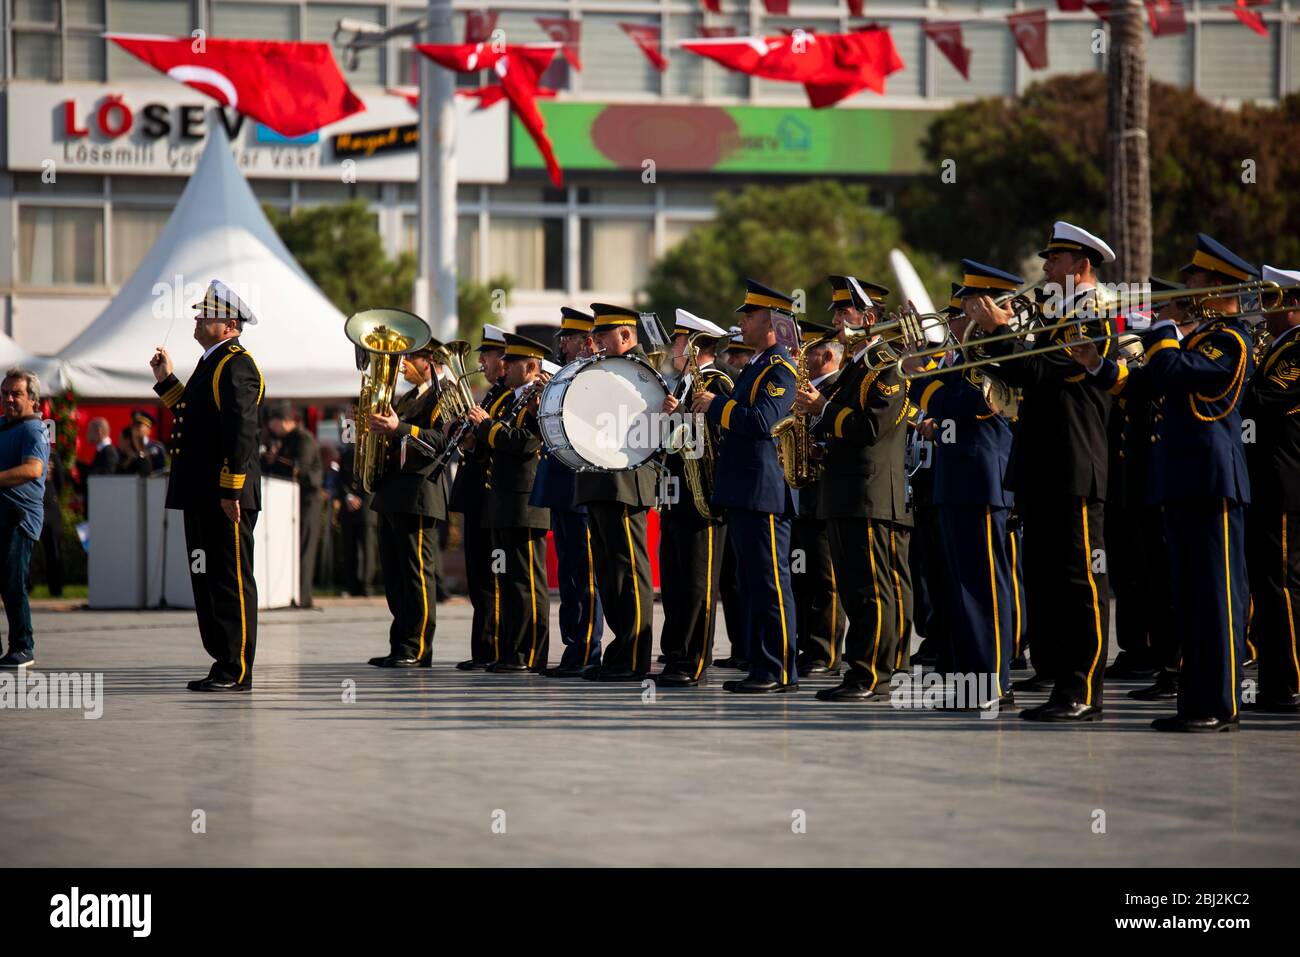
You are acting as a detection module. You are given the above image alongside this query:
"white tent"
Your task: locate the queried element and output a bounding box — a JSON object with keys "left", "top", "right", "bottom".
{"left": 54, "top": 120, "right": 361, "bottom": 399}
{"left": 1, "top": 331, "right": 59, "bottom": 385}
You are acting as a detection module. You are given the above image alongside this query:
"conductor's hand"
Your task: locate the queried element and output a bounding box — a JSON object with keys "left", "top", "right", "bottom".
{"left": 792, "top": 384, "right": 825, "bottom": 416}
{"left": 690, "top": 392, "right": 715, "bottom": 415}
{"left": 662, "top": 394, "right": 681, "bottom": 415}
{"left": 466, "top": 405, "right": 489, "bottom": 426}
{"left": 967, "top": 296, "right": 1013, "bottom": 335}
{"left": 221, "top": 499, "right": 240, "bottom": 524}
{"left": 368, "top": 407, "right": 399, "bottom": 436}
{"left": 150, "top": 347, "right": 173, "bottom": 383}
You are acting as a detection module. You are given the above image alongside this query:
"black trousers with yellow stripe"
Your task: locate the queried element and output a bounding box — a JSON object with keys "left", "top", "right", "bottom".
{"left": 1019, "top": 495, "right": 1109, "bottom": 707}
{"left": 937, "top": 506, "right": 1014, "bottom": 700}
{"left": 792, "top": 515, "right": 845, "bottom": 669}
{"left": 658, "top": 507, "right": 727, "bottom": 679}
{"left": 587, "top": 502, "right": 655, "bottom": 675}
{"left": 462, "top": 498, "right": 498, "bottom": 665}
{"left": 829, "top": 517, "right": 908, "bottom": 691}
{"left": 1246, "top": 506, "right": 1300, "bottom": 704}
{"left": 1007, "top": 526, "right": 1028, "bottom": 663}
{"left": 727, "top": 508, "right": 797, "bottom": 685}
{"left": 553, "top": 508, "right": 603, "bottom": 670}
{"left": 378, "top": 511, "right": 438, "bottom": 661}
{"left": 183, "top": 503, "right": 258, "bottom": 684}
{"left": 1167, "top": 499, "right": 1248, "bottom": 720}
{"left": 491, "top": 526, "right": 551, "bottom": 671}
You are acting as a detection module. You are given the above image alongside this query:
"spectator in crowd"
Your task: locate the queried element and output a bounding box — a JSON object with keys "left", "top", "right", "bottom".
{"left": 1, "top": 368, "right": 50, "bottom": 669}
{"left": 116, "top": 409, "right": 167, "bottom": 476}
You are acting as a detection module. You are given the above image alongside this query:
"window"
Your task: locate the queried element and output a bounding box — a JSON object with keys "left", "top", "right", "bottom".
{"left": 458, "top": 215, "right": 481, "bottom": 280}
{"left": 1147, "top": 25, "right": 1193, "bottom": 88}
{"left": 580, "top": 218, "right": 653, "bottom": 292}
{"left": 305, "top": 3, "right": 385, "bottom": 87}
{"left": 15, "top": 172, "right": 104, "bottom": 194}
{"left": 12, "top": 0, "right": 105, "bottom": 81}
{"left": 109, "top": 175, "right": 185, "bottom": 198}
{"left": 1030, "top": 20, "right": 1101, "bottom": 88}
{"left": 489, "top": 216, "right": 564, "bottom": 290}
{"left": 212, "top": 2, "right": 299, "bottom": 40}
{"left": 584, "top": 13, "right": 661, "bottom": 95}
{"left": 578, "top": 186, "right": 652, "bottom": 206}
{"left": 1200, "top": 21, "right": 1277, "bottom": 101}
{"left": 297, "top": 181, "right": 382, "bottom": 203}
{"left": 936, "top": 23, "right": 1015, "bottom": 98}
{"left": 112, "top": 206, "right": 170, "bottom": 283}
{"left": 107, "top": 0, "right": 191, "bottom": 80}
{"left": 18, "top": 206, "right": 105, "bottom": 286}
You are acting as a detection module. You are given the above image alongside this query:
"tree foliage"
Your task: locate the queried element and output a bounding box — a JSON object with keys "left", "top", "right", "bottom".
{"left": 897, "top": 74, "right": 1300, "bottom": 277}
{"left": 642, "top": 180, "right": 951, "bottom": 324}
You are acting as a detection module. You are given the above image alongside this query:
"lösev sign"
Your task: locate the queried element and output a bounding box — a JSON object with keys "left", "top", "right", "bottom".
{"left": 5, "top": 82, "right": 508, "bottom": 182}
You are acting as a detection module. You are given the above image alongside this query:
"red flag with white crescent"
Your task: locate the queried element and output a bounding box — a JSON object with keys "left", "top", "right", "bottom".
{"left": 535, "top": 17, "right": 582, "bottom": 70}
{"left": 620, "top": 23, "right": 669, "bottom": 71}
{"left": 416, "top": 42, "right": 564, "bottom": 187}
{"left": 1146, "top": 0, "right": 1188, "bottom": 35}
{"left": 922, "top": 21, "right": 971, "bottom": 81}
{"left": 107, "top": 35, "right": 363, "bottom": 137}
{"left": 1007, "top": 10, "right": 1049, "bottom": 71}
{"left": 464, "top": 10, "right": 499, "bottom": 44}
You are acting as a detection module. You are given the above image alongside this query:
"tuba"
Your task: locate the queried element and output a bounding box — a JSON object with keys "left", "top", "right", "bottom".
{"left": 664, "top": 331, "right": 732, "bottom": 520}
{"left": 345, "top": 307, "right": 433, "bottom": 493}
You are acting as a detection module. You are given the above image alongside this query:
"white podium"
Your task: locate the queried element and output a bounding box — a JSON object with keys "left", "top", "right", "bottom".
{"left": 88, "top": 475, "right": 300, "bottom": 609}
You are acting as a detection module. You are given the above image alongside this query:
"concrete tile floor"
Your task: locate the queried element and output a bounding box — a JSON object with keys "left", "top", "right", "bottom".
{"left": 2, "top": 600, "right": 1297, "bottom": 867}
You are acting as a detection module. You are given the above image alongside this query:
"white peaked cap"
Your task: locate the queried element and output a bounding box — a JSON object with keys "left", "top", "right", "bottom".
{"left": 674, "top": 308, "right": 728, "bottom": 337}
{"left": 1262, "top": 265, "right": 1300, "bottom": 288}
{"left": 1041, "top": 221, "right": 1116, "bottom": 265}
{"left": 192, "top": 278, "right": 257, "bottom": 325}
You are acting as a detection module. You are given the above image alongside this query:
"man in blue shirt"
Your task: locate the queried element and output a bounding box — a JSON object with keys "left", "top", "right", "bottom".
{"left": 0, "top": 368, "right": 49, "bottom": 669}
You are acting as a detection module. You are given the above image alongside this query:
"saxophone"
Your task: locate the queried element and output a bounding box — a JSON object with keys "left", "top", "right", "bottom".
{"left": 665, "top": 331, "right": 732, "bottom": 520}
{"left": 770, "top": 330, "right": 836, "bottom": 489}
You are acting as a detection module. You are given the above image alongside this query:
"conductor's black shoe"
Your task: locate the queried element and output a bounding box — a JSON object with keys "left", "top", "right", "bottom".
{"left": 543, "top": 664, "right": 587, "bottom": 678}
{"left": 186, "top": 677, "right": 209, "bottom": 691}
{"left": 1011, "top": 673, "right": 1054, "bottom": 692}
{"left": 723, "top": 678, "right": 797, "bottom": 694}
{"left": 192, "top": 677, "right": 251, "bottom": 693}
{"left": 797, "top": 660, "right": 839, "bottom": 677}
{"left": 369, "top": 655, "right": 420, "bottom": 668}
{"left": 1243, "top": 696, "right": 1300, "bottom": 713}
{"left": 712, "top": 656, "right": 745, "bottom": 670}
{"left": 815, "top": 681, "right": 876, "bottom": 702}
{"left": 596, "top": 669, "right": 646, "bottom": 682}
{"left": 1105, "top": 652, "right": 1157, "bottom": 680}
{"left": 655, "top": 670, "right": 706, "bottom": 688}
{"left": 487, "top": 661, "right": 531, "bottom": 673}
{"left": 1151, "top": 714, "right": 1239, "bottom": 733}
{"left": 455, "top": 659, "right": 491, "bottom": 671}
{"left": 1129, "top": 671, "right": 1179, "bottom": 700}
{"left": 1019, "top": 700, "right": 1102, "bottom": 722}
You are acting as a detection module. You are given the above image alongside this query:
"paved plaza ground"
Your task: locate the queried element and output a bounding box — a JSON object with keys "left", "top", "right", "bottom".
{"left": 2, "top": 598, "right": 1297, "bottom": 867}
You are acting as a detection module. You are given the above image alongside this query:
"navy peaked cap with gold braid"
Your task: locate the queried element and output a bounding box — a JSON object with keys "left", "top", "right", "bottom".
{"left": 736, "top": 278, "right": 794, "bottom": 315}
{"left": 1180, "top": 233, "right": 1259, "bottom": 283}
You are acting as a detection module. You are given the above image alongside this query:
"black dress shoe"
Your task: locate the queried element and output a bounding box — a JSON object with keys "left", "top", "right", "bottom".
{"left": 1152, "top": 714, "right": 1239, "bottom": 733}
{"left": 712, "top": 656, "right": 744, "bottom": 670}
{"left": 1009, "top": 654, "right": 1030, "bottom": 671}
{"left": 814, "top": 681, "right": 876, "bottom": 702}
{"left": 655, "top": 670, "right": 706, "bottom": 688}
{"left": 797, "top": 660, "right": 840, "bottom": 677}
{"left": 1243, "top": 697, "right": 1300, "bottom": 713}
{"left": 487, "top": 661, "right": 532, "bottom": 674}
{"left": 455, "top": 659, "right": 491, "bottom": 671}
{"left": 192, "top": 677, "right": 251, "bottom": 693}
{"left": 1019, "top": 700, "right": 1102, "bottom": 722}
{"left": 369, "top": 655, "right": 421, "bottom": 668}
{"left": 1011, "top": 673, "right": 1054, "bottom": 692}
{"left": 1105, "top": 652, "right": 1157, "bottom": 680}
{"left": 186, "top": 677, "right": 210, "bottom": 691}
{"left": 543, "top": 664, "right": 587, "bottom": 678}
{"left": 1129, "top": 671, "right": 1179, "bottom": 700}
{"left": 596, "top": 670, "right": 647, "bottom": 682}
{"left": 723, "top": 678, "right": 797, "bottom": 694}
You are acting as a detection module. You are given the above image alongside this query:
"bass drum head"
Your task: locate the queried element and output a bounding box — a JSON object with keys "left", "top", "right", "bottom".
{"left": 560, "top": 355, "right": 667, "bottom": 470}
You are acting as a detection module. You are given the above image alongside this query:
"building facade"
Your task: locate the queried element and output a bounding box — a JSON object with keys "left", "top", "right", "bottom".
{"left": 2, "top": 0, "right": 1297, "bottom": 351}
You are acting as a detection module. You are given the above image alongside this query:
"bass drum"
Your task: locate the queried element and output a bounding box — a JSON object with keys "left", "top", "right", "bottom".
{"left": 538, "top": 353, "right": 669, "bottom": 471}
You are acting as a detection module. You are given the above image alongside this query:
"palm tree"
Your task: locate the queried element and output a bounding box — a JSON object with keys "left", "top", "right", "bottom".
{"left": 1107, "top": 0, "right": 1152, "bottom": 283}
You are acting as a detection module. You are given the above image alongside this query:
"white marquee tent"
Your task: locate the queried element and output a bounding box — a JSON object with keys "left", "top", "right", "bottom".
{"left": 1, "top": 331, "right": 59, "bottom": 385}
{"left": 53, "top": 120, "right": 362, "bottom": 399}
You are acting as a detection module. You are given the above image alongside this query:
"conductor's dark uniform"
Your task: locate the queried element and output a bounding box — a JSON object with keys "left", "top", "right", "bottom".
{"left": 154, "top": 304, "right": 264, "bottom": 691}
{"left": 575, "top": 305, "right": 658, "bottom": 681}
{"left": 479, "top": 334, "right": 551, "bottom": 673}
{"left": 368, "top": 370, "right": 448, "bottom": 666}
{"left": 706, "top": 281, "right": 799, "bottom": 692}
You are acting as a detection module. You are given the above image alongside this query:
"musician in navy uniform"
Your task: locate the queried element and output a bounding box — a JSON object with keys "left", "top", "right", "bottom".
{"left": 149, "top": 280, "right": 264, "bottom": 692}
{"left": 577, "top": 304, "right": 659, "bottom": 681}
{"left": 467, "top": 333, "right": 551, "bottom": 674}
{"left": 536, "top": 310, "right": 604, "bottom": 677}
{"left": 907, "top": 272, "right": 1019, "bottom": 710}
{"left": 695, "top": 279, "right": 799, "bottom": 693}
{"left": 714, "top": 331, "right": 756, "bottom": 671}
{"left": 449, "top": 324, "right": 510, "bottom": 670}
{"left": 968, "top": 224, "right": 1115, "bottom": 722}
{"left": 657, "top": 309, "right": 733, "bottom": 687}
{"left": 365, "top": 336, "right": 449, "bottom": 668}
{"left": 1242, "top": 265, "right": 1300, "bottom": 713}
{"left": 1071, "top": 233, "right": 1256, "bottom": 731}
{"left": 790, "top": 318, "right": 846, "bottom": 676}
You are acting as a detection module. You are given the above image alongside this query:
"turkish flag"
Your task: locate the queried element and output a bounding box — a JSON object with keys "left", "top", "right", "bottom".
{"left": 535, "top": 17, "right": 582, "bottom": 70}
{"left": 848, "top": 0, "right": 866, "bottom": 16}
{"left": 620, "top": 23, "right": 669, "bottom": 71}
{"left": 1146, "top": 0, "right": 1188, "bottom": 35}
{"left": 107, "top": 35, "right": 363, "bottom": 137}
{"left": 681, "top": 30, "right": 904, "bottom": 107}
{"left": 416, "top": 42, "right": 564, "bottom": 187}
{"left": 699, "top": 25, "right": 737, "bottom": 38}
{"left": 464, "top": 10, "right": 499, "bottom": 44}
{"left": 1222, "top": 1, "right": 1269, "bottom": 36}
{"left": 1008, "top": 11, "right": 1049, "bottom": 70}
{"left": 1056, "top": 0, "right": 1085, "bottom": 10}
{"left": 700, "top": 0, "right": 722, "bottom": 12}
{"left": 923, "top": 22, "right": 971, "bottom": 81}
{"left": 763, "top": 0, "right": 791, "bottom": 12}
